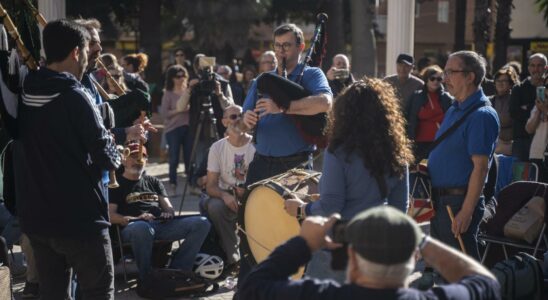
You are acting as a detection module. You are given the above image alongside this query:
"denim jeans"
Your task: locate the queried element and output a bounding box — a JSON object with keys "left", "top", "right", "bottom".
{"left": 0, "top": 202, "right": 20, "bottom": 248}
{"left": 28, "top": 231, "right": 114, "bottom": 300}
{"left": 120, "top": 216, "right": 210, "bottom": 279}
{"left": 430, "top": 194, "right": 485, "bottom": 261}
{"left": 165, "top": 125, "right": 192, "bottom": 184}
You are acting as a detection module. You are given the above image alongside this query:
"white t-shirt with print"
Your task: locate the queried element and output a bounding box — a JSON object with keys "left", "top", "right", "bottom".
{"left": 207, "top": 137, "right": 256, "bottom": 190}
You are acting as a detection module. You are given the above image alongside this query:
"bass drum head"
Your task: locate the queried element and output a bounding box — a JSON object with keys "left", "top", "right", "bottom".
{"left": 240, "top": 185, "right": 305, "bottom": 278}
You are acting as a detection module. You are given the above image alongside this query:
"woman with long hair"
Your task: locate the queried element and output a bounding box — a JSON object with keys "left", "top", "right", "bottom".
{"left": 285, "top": 78, "right": 414, "bottom": 282}
{"left": 405, "top": 65, "right": 453, "bottom": 162}
{"left": 491, "top": 67, "right": 519, "bottom": 155}
{"left": 121, "top": 53, "right": 150, "bottom": 93}
{"left": 160, "top": 65, "right": 192, "bottom": 189}
{"left": 98, "top": 53, "right": 127, "bottom": 96}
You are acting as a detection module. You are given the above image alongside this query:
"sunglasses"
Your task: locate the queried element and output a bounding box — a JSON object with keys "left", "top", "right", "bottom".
{"left": 429, "top": 76, "right": 443, "bottom": 82}
{"left": 226, "top": 113, "right": 242, "bottom": 120}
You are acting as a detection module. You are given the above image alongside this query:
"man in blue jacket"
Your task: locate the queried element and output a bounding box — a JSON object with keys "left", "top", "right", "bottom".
{"left": 13, "top": 20, "right": 120, "bottom": 299}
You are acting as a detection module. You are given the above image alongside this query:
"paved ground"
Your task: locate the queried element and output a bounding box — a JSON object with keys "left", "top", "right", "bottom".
{"left": 11, "top": 159, "right": 236, "bottom": 299}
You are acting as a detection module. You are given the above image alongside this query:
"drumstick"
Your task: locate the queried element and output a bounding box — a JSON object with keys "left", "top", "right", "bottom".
{"left": 137, "top": 111, "right": 146, "bottom": 164}
{"left": 446, "top": 205, "right": 467, "bottom": 254}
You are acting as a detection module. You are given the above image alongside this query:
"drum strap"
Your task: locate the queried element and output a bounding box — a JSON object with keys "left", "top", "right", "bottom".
{"left": 236, "top": 224, "right": 272, "bottom": 253}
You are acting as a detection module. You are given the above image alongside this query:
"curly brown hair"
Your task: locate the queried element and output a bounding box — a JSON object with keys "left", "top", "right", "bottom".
{"left": 328, "top": 78, "right": 414, "bottom": 179}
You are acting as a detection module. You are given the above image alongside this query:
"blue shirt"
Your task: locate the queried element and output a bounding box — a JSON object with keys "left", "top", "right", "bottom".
{"left": 307, "top": 148, "right": 409, "bottom": 220}
{"left": 428, "top": 89, "right": 500, "bottom": 188}
{"left": 242, "top": 64, "right": 332, "bottom": 157}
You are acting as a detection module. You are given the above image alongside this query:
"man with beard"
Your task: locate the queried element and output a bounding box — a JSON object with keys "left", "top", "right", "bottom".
{"left": 13, "top": 20, "right": 120, "bottom": 299}
{"left": 510, "top": 53, "right": 547, "bottom": 161}
{"left": 109, "top": 143, "right": 210, "bottom": 280}
{"left": 74, "top": 18, "right": 155, "bottom": 145}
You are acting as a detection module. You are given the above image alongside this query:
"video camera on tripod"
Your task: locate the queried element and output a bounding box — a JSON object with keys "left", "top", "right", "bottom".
{"left": 194, "top": 56, "right": 217, "bottom": 96}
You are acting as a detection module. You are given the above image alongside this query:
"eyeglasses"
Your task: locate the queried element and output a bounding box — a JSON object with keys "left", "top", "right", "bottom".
{"left": 273, "top": 42, "right": 294, "bottom": 51}
{"left": 225, "top": 113, "right": 242, "bottom": 120}
{"left": 429, "top": 76, "right": 443, "bottom": 82}
{"left": 443, "top": 69, "right": 469, "bottom": 77}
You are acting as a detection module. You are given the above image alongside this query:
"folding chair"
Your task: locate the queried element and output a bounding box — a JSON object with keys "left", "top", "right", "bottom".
{"left": 479, "top": 181, "right": 548, "bottom": 265}
{"left": 512, "top": 161, "right": 539, "bottom": 182}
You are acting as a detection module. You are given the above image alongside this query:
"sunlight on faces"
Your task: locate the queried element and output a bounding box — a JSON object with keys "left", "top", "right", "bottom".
{"left": 443, "top": 56, "right": 473, "bottom": 101}
{"left": 87, "top": 28, "right": 102, "bottom": 69}
{"left": 426, "top": 72, "right": 443, "bottom": 92}
{"left": 528, "top": 57, "right": 547, "bottom": 81}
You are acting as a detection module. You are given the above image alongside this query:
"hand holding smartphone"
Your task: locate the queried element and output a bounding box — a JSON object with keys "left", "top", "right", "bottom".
{"left": 537, "top": 86, "right": 546, "bottom": 103}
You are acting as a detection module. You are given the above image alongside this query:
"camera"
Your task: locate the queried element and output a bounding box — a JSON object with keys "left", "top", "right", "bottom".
{"left": 330, "top": 219, "right": 349, "bottom": 270}
{"left": 334, "top": 69, "right": 350, "bottom": 80}
{"left": 195, "top": 56, "right": 217, "bottom": 95}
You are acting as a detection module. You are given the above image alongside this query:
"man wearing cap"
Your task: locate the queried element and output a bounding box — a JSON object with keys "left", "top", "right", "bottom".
{"left": 235, "top": 206, "right": 500, "bottom": 300}
{"left": 108, "top": 143, "right": 211, "bottom": 280}
{"left": 384, "top": 53, "right": 424, "bottom": 107}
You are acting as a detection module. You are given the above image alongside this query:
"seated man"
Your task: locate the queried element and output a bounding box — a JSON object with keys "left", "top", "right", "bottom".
{"left": 109, "top": 143, "right": 210, "bottom": 279}
{"left": 236, "top": 206, "right": 500, "bottom": 300}
{"left": 203, "top": 105, "right": 255, "bottom": 271}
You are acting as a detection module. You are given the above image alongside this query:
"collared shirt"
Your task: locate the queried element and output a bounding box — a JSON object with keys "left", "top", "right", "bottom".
{"left": 243, "top": 64, "right": 332, "bottom": 157}
{"left": 428, "top": 89, "right": 499, "bottom": 188}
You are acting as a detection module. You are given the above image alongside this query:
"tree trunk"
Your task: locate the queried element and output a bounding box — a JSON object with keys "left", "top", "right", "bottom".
{"left": 493, "top": 0, "right": 513, "bottom": 72}
{"left": 454, "top": 0, "right": 467, "bottom": 51}
{"left": 473, "top": 0, "right": 491, "bottom": 57}
{"left": 138, "top": 0, "right": 162, "bottom": 111}
{"left": 351, "top": 0, "right": 376, "bottom": 78}
{"left": 322, "top": 0, "right": 345, "bottom": 71}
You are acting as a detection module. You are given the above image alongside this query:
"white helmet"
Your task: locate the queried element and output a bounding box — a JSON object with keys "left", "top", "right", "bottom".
{"left": 193, "top": 253, "right": 224, "bottom": 279}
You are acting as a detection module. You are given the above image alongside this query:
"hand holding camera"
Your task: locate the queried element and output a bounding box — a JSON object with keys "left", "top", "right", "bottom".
{"left": 299, "top": 214, "right": 341, "bottom": 252}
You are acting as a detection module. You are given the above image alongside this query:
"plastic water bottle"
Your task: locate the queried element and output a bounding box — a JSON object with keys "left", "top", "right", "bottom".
{"left": 225, "top": 276, "right": 237, "bottom": 290}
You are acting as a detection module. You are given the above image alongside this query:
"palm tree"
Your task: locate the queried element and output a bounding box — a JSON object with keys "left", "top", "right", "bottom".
{"left": 536, "top": 0, "right": 548, "bottom": 25}
{"left": 473, "top": 0, "right": 491, "bottom": 57}
{"left": 493, "top": 0, "right": 513, "bottom": 72}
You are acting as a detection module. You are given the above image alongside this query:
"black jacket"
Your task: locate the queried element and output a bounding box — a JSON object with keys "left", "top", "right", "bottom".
{"left": 405, "top": 89, "right": 453, "bottom": 140}
{"left": 510, "top": 79, "right": 536, "bottom": 139}
{"left": 13, "top": 68, "right": 121, "bottom": 237}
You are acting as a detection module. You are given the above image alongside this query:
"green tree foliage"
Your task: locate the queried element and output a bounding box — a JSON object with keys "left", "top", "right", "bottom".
{"left": 536, "top": 0, "right": 548, "bottom": 26}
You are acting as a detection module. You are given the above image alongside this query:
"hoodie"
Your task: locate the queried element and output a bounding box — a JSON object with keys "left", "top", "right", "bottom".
{"left": 13, "top": 67, "right": 121, "bottom": 238}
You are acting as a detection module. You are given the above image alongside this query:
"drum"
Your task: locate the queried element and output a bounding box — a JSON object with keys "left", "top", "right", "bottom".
{"left": 238, "top": 169, "right": 320, "bottom": 278}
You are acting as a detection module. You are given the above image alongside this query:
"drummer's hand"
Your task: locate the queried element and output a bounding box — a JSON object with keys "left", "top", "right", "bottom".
{"left": 284, "top": 197, "right": 305, "bottom": 217}
{"left": 243, "top": 110, "right": 258, "bottom": 130}
{"left": 222, "top": 192, "right": 239, "bottom": 213}
{"left": 255, "top": 98, "right": 283, "bottom": 118}
{"left": 300, "top": 214, "right": 341, "bottom": 252}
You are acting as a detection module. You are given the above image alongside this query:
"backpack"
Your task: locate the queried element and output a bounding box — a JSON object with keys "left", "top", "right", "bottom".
{"left": 0, "top": 236, "right": 12, "bottom": 300}
{"left": 491, "top": 252, "right": 544, "bottom": 300}
{"left": 136, "top": 268, "right": 218, "bottom": 299}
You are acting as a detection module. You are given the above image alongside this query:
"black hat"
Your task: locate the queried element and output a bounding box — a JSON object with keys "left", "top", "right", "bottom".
{"left": 345, "top": 206, "right": 422, "bottom": 264}
{"left": 396, "top": 53, "right": 414, "bottom": 66}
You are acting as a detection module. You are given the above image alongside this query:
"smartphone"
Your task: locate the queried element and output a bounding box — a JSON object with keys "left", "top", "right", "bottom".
{"left": 537, "top": 86, "right": 546, "bottom": 103}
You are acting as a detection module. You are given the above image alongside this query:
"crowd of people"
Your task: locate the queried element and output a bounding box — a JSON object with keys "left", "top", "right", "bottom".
{"left": 1, "top": 14, "right": 547, "bottom": 300}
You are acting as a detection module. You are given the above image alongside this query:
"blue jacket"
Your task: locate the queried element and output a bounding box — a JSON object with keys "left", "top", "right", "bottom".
{"left": 14, "top": 68, "right": 121, "bottom": 237}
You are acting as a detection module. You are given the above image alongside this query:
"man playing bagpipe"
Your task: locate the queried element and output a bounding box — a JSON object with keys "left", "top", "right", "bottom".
{"left": 109, "top": 143, "right": 210, "bottom": 281}
{"left": 241, "top": 23, "right": 332, "bottom": 186}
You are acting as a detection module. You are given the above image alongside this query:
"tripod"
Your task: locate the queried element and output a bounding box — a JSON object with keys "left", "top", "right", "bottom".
{"left": 178, "top": 93, "right": 220, "bottom": 214}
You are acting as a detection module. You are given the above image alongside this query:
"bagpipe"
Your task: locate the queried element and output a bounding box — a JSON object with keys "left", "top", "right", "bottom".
{"left": 0, "top": 2, "right": 150, "bottom": 187}
{"left": 255, "top": 13, "right": 329, "bottom": 148}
